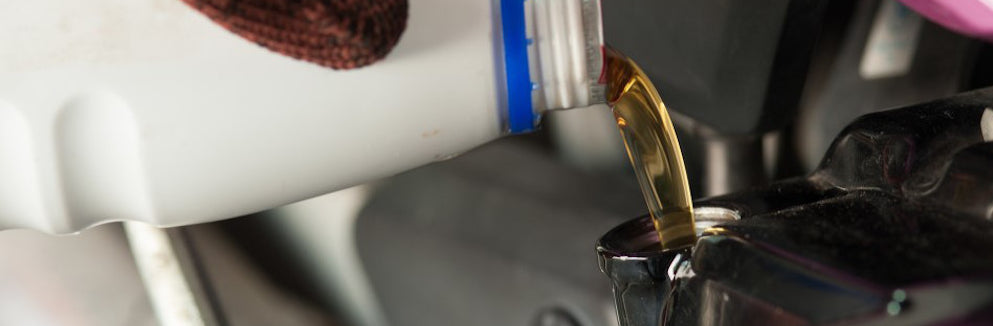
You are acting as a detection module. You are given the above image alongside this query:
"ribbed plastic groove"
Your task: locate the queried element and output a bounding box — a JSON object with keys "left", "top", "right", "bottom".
{"left": 530, "top": 0, "right": 604, "bottom": 111}
{"left": 0, "top": 100, "right": 47, "bottom": 230}
{"left": 0, "top": 93, "right": 157, "bottom": 234}
{"left": 56, "top": 92, "right": 156, "bottom": 232}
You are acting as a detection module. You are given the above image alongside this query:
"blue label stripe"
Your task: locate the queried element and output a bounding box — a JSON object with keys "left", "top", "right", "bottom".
{"left": 501, "top": 0, "right": 536, "bottom": 134}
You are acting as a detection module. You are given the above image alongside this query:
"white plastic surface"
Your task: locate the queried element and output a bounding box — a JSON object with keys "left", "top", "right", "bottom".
{"left": 0, "top": 0, "right": 504, "bottom": 233}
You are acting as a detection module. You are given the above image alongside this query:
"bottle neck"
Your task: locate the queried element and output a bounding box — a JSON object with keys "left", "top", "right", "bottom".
{"left": 530, "top": 0, "right": 606, "bottom": 112}
{"left": 499, "top": 0, "right": 605, "bottom": 134}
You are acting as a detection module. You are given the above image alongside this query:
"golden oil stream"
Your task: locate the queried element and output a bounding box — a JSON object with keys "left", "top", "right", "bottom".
{"left": 606, "top": 47, "right": 696, "bottom": 250}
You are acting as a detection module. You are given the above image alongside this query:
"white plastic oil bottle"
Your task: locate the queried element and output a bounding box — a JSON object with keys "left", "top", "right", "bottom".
{"left": 0, "top": 0, "right": 606, "bottom": 233}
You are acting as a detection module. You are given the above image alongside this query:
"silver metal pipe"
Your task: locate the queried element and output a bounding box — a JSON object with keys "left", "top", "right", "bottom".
{"left": 125, "top": 222, "right": 225, "bottom": 326}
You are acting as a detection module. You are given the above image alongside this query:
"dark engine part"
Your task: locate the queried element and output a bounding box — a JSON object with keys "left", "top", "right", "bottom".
{"left": 598, "top": 88, "right": 993, "bottom": 326}
{"left": 601, "top": 0, "right": 826, "bottom": 135}
{"left": 602, "top": 0, "right": 829, "bottom": 196}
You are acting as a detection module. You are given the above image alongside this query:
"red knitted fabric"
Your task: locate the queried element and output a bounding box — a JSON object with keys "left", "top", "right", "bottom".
{"left": 181, "top": 0, "right": 408, "bottom": 69}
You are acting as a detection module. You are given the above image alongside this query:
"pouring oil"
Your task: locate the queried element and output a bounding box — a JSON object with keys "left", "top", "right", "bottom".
{"left": 605, "top": 48, "right": 696, "bottom": 250}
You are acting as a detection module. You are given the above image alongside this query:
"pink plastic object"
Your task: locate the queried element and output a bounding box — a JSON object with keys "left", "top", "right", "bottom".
{"left": 900, "top": 0, "right": 993, "bottom": 42}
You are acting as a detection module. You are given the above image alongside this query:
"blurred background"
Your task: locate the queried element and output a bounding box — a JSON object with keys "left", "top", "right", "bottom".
{"left": 3, "top": 0, "right": 993, "bottom": 325}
